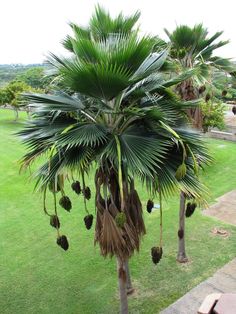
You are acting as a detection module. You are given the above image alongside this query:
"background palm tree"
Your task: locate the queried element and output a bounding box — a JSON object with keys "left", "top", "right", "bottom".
{"left": 18, "top": 7, "right": 210, "bottom": 313}
{"left": 162, "top": 24, "right": 233, "bottom": 262}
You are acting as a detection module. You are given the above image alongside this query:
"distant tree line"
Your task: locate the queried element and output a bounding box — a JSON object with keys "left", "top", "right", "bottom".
{"left": 0, "top": 64, "right": 47, "bottom": 86}
{"left": 0, "top": 65, "right": 53, "bottom": 120}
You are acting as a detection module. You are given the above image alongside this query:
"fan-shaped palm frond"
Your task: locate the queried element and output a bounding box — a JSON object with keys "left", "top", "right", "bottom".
{"left": 49, "top": 34, "right": 157, "bottom": 100}
{"left": 63, "top": 5, "right": 141, "bottom": 53}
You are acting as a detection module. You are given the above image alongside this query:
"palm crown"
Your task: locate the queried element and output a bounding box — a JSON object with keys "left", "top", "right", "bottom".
{"left": 165, "top": 24, "right": 234, "bottom": 71}
{"left": 163, "top": 24, "right": 235, "bottom": 129}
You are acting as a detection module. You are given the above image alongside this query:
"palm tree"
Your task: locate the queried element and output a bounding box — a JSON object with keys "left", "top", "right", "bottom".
{"left": 18, "top": 8, "right": 210, "bottom": 313}
{"left": 62, "top": 5, "right": 170, "bottom": 293}
{"left": 163, "top": 24, "right": 234, "bottom": 262}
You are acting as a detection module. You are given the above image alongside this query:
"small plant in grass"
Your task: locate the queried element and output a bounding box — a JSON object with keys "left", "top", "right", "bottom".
{"left": 201, "top": 101, "right": 226, "bottom": 133}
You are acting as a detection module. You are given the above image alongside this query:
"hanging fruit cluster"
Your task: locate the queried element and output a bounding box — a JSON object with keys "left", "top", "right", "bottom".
{"left": 205, "top": 93, "right": 211, "bottom": 102}
{"left": 83, "top": 187, "right": 91, "bottom": 200}
{"left": 146, "top": 199, "right": 154, "bottom": 213}
{"left": 222, "top": 90, "right": 227, "bottom": 97}
{"left": 198, "top": 85, "right": 206, "bottom": 94}
{"left": 178, "top": 228, "right": 184, "bottom": 239}
{"left": 44, "top": 173, "right": 93, "bottom": 251}
{"left": 50, "top": 215, "right": 60, "bottom": 229}
{"left": 115, "top": 212, "right": 127, "bottom": 228}
{"left": 84, "top": 214, "right": 94, "bottom": 230}
{"left": 59, "top": 196, "right": 72, "bottom": 211}
{"left": 57, "top": 235, "right": 69, "bottom": 251}
{"left": 71, "top": 181, "right": 81, "bottom": 195}
{"left": 151, "top": 246, "right": 163, "bottom": 264}
{"left": 185, "top": 201, "right": 197, "bottom": 217}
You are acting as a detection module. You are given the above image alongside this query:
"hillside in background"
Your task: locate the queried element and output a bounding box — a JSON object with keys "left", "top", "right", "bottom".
{"left": 0, "top": 64, "right": 48, "bottom": 87}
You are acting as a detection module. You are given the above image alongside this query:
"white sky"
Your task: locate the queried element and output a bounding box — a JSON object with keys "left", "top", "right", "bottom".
{"left": 1, "top": 0, "right": 235, "bottom": 64}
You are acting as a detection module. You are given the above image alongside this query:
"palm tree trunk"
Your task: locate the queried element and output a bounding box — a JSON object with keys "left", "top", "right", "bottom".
{"left": 190, "top": 107, "right": 203, "bottom": 129}
{"left": 26, "top": 107, "right": 31, "bottom": 118}
{"left": 177, "top": 79, "right": 203, "bottom": 129}
{"left": 124, "top": 260, "right": 134, "bottom": 295}
{"left": 117, "top": 257, "right": 129, "bottom": 314}
{"left": 177, "top": 192, "right": 188, "bottom": 263}
{"left": 14, "top": 108, "right": 19, "bottom": 121}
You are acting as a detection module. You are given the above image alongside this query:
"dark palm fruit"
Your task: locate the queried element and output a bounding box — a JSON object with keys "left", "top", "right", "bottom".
{"left": 186, "top": 202, "right": 192, "bottom": 210}
{"left": 56, "top": 235, "right": 69, "bottom": 251}
{"left": 179, "top": 48, "right": 186, "bottom": 58}
{"left": 84, "top": 214, "right": 94, "bottom": 230}
{"left": 190, "top": 202, "right": 197, "bottom": 213}
{"left": 198, "top": 85, "right": 206, "bottom": 94}
{"left": 185, "top": 202, "right": 193, "bottom": 217}
{"left": 222, "top": 90, "right": 227, "bottom": 97}
{"left": 178, "top": 229, "right": 184, "bottom": 239}
{"left": 146, "top": 199, "right": 154, "bottom": 213}
{"left": 115, "top": 212, "right": 127, "bottom": 228}
{"left": 185, "top": 202, "right": 196, "bottom": 217}
{"left": 83, "top": 187, "right": 91, "bottom": 200}
{"left": 151, "top": 247, "right": 163, "bottom": 264}
{"left": 205, "top": 93, "right": 211, "bottom": 102}
{"left": 232, "top": 106, "right": 236, "bottom": 115}
{"left": 71, "top": 181, "right": 81, "bottom": 195}
{"left": 59, "top": 196, "right": 72, "bottom": 212}
{"left": 49, "top": 181, "right": 61, "bottom": 193}
{"left": 50, "top": 215, "right": 60, "bottom": 229}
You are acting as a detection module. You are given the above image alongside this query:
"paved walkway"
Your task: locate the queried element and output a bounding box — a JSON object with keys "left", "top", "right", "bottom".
{"left": 161, "top": 259, "right": 236, "bottom": 314}
{"left": 202, "top": 190, "right": 236, "bottom": 225}
{"left": 225, "top": 107, "right": 236, "bottom": 128}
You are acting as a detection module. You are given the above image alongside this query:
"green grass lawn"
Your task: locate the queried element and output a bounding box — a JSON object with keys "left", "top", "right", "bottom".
{"left": 1, "top": 109, "right": 236, "bottom": 314}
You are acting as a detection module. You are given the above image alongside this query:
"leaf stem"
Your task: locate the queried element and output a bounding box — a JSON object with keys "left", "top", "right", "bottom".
{"left": 159, "top": 187, "right": 163, "bottom": 248}
{"left": 53, "top": 191, "right": 60, "bottom": 237}
{"left": 81, "top": 169, "right": 89, "bottom": 215}
{"left": 43, "top": 187, "right": 51, "bottom": 216}
{"left": 114, "top": 135, "right": 124, "bottom": 211}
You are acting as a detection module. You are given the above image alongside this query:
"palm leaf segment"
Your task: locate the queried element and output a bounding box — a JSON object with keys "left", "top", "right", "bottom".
{"left": 19, "top": 8, "right": 210, "bottom": 258}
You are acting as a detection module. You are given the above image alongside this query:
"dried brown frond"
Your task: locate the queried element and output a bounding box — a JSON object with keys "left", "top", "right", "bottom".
{"left": 99, "top": 210, "right": 127, "bottom": 259}
{"left": 128, "top": 188, "right": 146, "bottom": 235}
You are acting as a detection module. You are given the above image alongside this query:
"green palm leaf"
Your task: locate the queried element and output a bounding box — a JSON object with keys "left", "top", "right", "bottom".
{"left": 56, "top": 123, "right": 109, "bottom": 148}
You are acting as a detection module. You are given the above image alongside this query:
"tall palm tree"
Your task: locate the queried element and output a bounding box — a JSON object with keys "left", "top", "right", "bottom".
{"left": 62, "top": 5, "right": 169, "bottom": 293}
{"left": 18, "top": 9, "right": 209, "bottom": 313}
{"left": 163, "top": 24, "right": 233, "bottom": 262}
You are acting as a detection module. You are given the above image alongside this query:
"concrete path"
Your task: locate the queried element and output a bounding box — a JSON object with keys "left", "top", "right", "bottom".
{"left": 225, "top": 107, "right": 236, "bottom": 128}
{"left": 202, "top": 190, "right": 236, "bottom": 225}
{"left": 207, "top": 107, "right": 236, "bottom": 141}
{"left": 161, "top": 259, "right": 236, "bottom": 314}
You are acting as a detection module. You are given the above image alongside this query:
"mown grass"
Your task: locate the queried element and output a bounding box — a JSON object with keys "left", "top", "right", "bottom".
{"left": 0, "top": 109, "right": 236, "bottom": 314}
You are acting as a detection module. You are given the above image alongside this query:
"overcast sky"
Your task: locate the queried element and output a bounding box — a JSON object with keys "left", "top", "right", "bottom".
{"left": 1, "top": 0, "right": 235, "bottom": 64}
